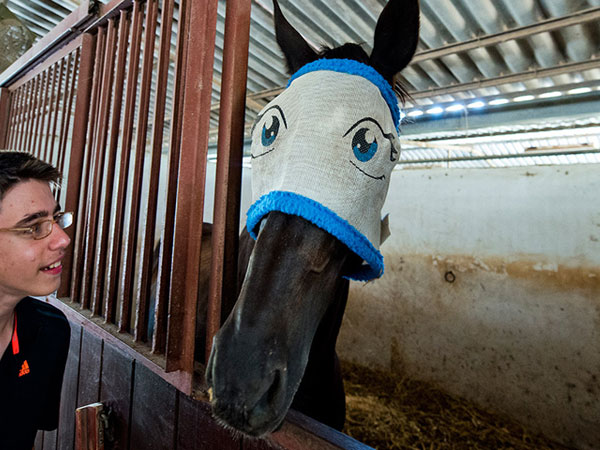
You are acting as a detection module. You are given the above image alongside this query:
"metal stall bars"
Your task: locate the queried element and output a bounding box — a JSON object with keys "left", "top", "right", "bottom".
{"left": 0, "top": 0, "right": 250, "bottom": 395}
{"left": 0, "top": 2, "right": 98, "bottom": 293}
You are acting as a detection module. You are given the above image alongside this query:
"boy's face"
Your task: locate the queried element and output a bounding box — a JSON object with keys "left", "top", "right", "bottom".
{"left": 0, "top": 179, "right": 71, "bottom": 302}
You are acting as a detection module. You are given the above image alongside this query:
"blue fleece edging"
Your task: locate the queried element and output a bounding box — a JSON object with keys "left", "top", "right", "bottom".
{"left": 246, "top": 191, "right": 384, "bottom": 281}
{"left": 287, "top": 58, "right": 400, "bottom": 133}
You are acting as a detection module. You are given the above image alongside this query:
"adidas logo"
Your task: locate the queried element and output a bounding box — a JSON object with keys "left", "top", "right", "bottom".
{"left": 18, "top": 360, "right": 30, "bottom": 377}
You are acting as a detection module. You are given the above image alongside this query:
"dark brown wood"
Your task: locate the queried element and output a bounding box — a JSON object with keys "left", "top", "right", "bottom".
{"left": 206, "top": 0, "right": 252, "bottom": 360}
{"left": 129, "top": 362, "right": 177, "bottom": 450}
{"left": 57, "top": 320, "right": 82, "bottom": 450}
{"left": 134, "top": 0, "right": 173, "bottom": 344}
{"left": 75, "top": 402, "right": 105, "bottom": 450}
{"left": 119, "top": 0, "right": 157, "bottom": 334}
{"left": 0, "top": 87, "right": 10, "bottom": 147}
{"left": 51, "top": 297, "right": 196, "bottom": 392}
{"left": 62, "top": 34, "right": 96, "bottom": 298}
{"left": 99, "top": 11, "right": 130, "bottom": 324}
{"left": 111, "top": 1, "right": 144, "bottom": 328}
{"left": 99, "top": 341, "right": 134, "bottom": 450}
{"left": 165, "top": 0, "right": 219, "bottom": 378}
{"left": 77, "top": 328, "right": 103, "bottom": 407}
{"left": 177, "top": 394, "right": 240, "bottom": 450}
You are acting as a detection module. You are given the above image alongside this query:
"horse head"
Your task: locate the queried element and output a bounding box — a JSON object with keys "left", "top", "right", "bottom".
{"left": 206, "top": 0, "right": 420, "bottom": 437}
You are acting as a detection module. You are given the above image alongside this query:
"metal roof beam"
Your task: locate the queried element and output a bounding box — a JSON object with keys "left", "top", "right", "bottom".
{"left": 411, "top": 6, "right": 600, "bottom": 63}
{"left": 409, "top": 59, "right": 600, "bottom": 100}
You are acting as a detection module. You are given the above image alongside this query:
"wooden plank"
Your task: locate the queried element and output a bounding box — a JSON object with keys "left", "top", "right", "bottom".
{"left": 75, "top": 402, "right": 105, "bottom": 450}
{"left": 176, "top": 394, "right": 240, "bottom": 450}
{"left": 99, "top": 339, "right": 134, "bottom": 450}
{"left": 274, "top": 411, "right": 374, "bottom": 450}
{"left": 77, "top": 328, "right": 103, "bottom": 407}
{"left": 130, "top": 362, "right": 177, "bottom": 450}
{"left": 57, "top": 322, "right": 82, "bottom": 449}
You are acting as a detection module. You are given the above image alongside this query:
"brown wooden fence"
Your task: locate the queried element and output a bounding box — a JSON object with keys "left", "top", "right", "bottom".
{"left": 0, "top": 1, "right": 373, "bottom": 449}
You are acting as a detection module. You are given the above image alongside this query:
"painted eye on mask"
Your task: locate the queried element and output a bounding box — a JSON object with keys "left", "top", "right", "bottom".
{"left": 344, "top": 117, "right": 398, "bottom": 181}
{"left": 261, "top": 116, "right": 280, "bottom": 147}
{"left": 251, "top": 105, "right": 288, "bottom": 159}
{"left": 352, "top": 127, "right": 378, "bottom": 162}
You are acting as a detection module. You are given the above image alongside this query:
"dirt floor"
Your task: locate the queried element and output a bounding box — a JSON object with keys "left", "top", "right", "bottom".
{"left": 341, "top": 361, "right": 572, "bottom": 450}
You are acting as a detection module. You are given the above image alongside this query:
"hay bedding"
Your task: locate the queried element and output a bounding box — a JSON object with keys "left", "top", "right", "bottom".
{"left": 341, "top": 362, "right": 571, "bottom": 450}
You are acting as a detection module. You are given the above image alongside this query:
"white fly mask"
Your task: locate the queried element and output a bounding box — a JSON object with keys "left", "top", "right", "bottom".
{"left": 246, "top": 59, "right": 401, "bottom": 281}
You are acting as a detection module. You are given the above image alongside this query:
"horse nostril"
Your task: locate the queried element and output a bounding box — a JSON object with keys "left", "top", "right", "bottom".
{"left": 267, "top": 370, "right": 282, "bottom": 404}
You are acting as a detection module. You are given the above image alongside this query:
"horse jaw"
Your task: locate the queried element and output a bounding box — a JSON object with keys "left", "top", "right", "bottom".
{"left": 205, "top": 212, "right": 351, "bottom": 437}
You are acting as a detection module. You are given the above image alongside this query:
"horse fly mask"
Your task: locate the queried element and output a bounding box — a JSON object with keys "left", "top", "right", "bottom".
{"left": 247, "top": 58, "right": 400, "bottom": 281}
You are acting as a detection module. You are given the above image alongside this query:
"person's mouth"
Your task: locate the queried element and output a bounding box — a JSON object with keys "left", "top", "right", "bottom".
{"left": 41, "top": 259, "right": 63, "bottom": 275}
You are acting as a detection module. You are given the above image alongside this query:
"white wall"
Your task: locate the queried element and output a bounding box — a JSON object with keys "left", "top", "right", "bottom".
{"left": 336, "top": 164, "right": 600, "bottom": 449}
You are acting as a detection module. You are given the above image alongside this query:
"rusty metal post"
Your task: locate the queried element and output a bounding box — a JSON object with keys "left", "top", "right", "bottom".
{"left": 165, "top": 0, "right": 219, "bottom": 384}
{"left": 0, "top": 88, "right": 10, "bottom": 148}
{"left": 61, "top": 33, "right": 97, "bottom": 298}
{"left": 205, "top": 0, "right": 252, "bottom": 361}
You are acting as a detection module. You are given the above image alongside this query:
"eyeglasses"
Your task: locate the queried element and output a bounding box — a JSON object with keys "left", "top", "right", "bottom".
{"left": 0, "top": 211, "right": 74, "bottom": 240}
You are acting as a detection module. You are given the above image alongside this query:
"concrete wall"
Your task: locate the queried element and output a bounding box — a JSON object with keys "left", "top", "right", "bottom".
{"left": 336, "top": 164, "right": 600, "bottom": 449}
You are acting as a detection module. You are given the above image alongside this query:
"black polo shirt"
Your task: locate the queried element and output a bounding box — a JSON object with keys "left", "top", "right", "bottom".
{"left": 0, "top": 297, "right": 70, "bottom": 450}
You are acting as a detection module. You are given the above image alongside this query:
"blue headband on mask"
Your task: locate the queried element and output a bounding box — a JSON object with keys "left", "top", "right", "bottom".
{"left": 287, "top": 58, "right": 400, "bottom": 132}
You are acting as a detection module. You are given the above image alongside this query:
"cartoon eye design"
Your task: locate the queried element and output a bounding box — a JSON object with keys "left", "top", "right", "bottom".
{"left": 344, "top": 117, "right": 397, "bottom": 181}
{"left": 261, "top": 116, "right": 280, "bottom": 147}
{"left": 352, "top": 127, "right": 378, "bottom": 162}
{"left": 251, "top": 105, "right": 288, "bottom": 159}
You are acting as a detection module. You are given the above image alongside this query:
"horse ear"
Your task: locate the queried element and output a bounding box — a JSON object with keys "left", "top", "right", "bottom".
{"left": 273, "top": 0, "right": 318, "bottom": 74}
{"left": 369, "top": 0, "right": 420, "bottom": 85}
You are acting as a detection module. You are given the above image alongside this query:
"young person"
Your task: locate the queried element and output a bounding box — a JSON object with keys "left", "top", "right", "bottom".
{"left": 0, "top": 151, "right": 72, "bottom": 449}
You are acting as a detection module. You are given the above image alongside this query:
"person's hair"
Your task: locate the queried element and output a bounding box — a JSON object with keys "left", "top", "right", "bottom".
{"left": 0, "top": 151, "right": 61, "bottom": 204}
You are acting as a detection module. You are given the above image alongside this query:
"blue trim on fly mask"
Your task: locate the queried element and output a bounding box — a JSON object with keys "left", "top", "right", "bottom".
{"left": 247, "top": 191, "right": 384, "bottom": 281}
{"left": 287, "top": 58, "right": 401, "bottom": 133}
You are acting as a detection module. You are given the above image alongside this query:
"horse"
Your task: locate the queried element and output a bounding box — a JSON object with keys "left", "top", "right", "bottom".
{"left": 206, "top": 0, "right": 420, "bottom": 437}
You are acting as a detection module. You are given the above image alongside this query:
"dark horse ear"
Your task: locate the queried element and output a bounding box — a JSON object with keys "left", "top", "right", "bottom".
{"left": 369, "top": 0, "right": 420, "bottom": 85}
{"left": 273, "top": 0, "right": 318, "bottom": 74}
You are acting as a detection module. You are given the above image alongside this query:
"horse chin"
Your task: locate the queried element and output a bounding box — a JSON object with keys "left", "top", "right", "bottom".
{"left": 209, "top": 395, "right": 289, "bottom": 438}
{"left": 207, "top": 344, "right": 301, "bottom": 437}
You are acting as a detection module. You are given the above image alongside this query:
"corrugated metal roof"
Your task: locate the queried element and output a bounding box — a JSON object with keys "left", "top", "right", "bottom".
{"left": 3, "top": 0, "right": 600, "bottom": 167}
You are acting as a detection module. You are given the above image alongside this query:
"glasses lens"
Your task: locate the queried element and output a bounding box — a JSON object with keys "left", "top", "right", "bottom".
{"left": 33, "top": 220, "right": 53, "bottom": 240}
{"left": 58, "top": 212, "right": 73, "bottom": 230}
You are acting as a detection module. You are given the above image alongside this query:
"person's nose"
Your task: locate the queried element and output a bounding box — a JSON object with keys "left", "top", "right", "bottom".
{"left": 48, "top": 222, "right": 71, "bottom": 250}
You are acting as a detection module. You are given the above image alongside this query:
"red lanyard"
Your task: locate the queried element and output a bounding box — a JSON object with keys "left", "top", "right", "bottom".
{"left": 11, "top": 312, "right": 19, "bottom": 355}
